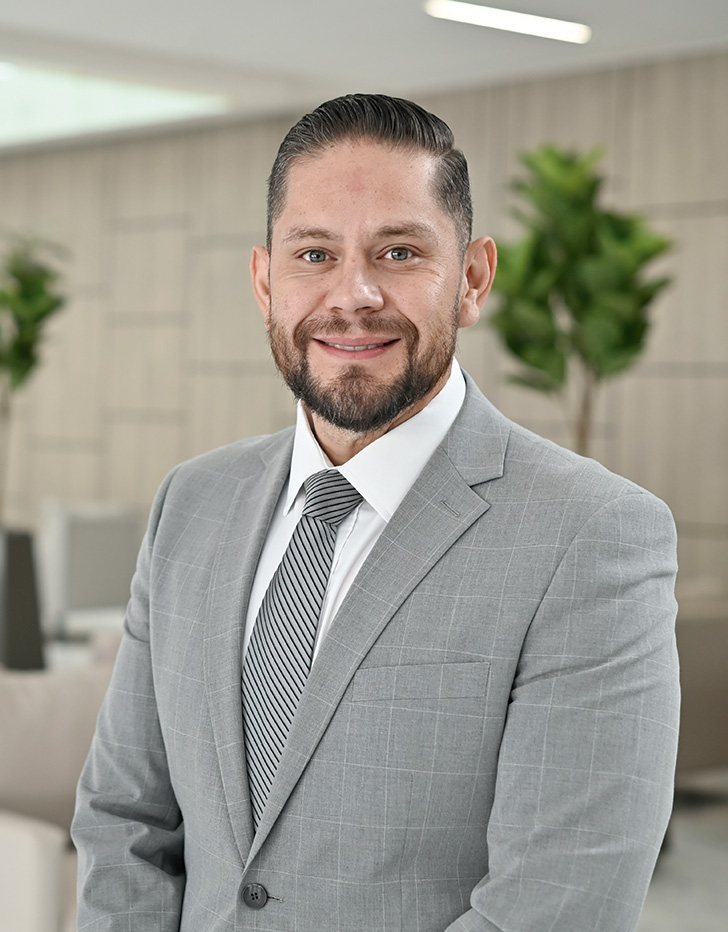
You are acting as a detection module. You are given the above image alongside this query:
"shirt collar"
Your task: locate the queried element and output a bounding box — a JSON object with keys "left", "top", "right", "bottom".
{"left": 284, "top": 359, "right": 466, "bottom": 521}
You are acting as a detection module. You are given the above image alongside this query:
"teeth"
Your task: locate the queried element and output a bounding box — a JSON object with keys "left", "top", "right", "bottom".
{"left": 326, "top": 342, "right": 384, "bottom": 351}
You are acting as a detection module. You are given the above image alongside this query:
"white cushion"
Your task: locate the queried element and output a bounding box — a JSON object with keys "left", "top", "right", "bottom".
{"left": 0, "top": 666, "right": 112, "bottom": 831}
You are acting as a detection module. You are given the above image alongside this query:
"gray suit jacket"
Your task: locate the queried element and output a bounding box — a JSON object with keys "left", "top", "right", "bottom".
{"left": 73, "top": 376, "right": 679, "bottom": 932}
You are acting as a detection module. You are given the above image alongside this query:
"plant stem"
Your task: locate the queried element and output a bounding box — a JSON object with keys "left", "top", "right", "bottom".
{"left": 575, "top": 371, "right": 596, "bottom": 458}
{"left": 0, "top": 374, "right": 11, "bottom": 525}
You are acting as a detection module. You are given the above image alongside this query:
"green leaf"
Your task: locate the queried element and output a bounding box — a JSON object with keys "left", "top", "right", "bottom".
{"left": 488, "top": 143, "right": 673, "bottom": 401}
{"left": 0, "top": 235, "right": 67, "bottom": 392}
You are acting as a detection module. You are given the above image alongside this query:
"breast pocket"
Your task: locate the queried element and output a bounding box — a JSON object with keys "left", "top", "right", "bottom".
{"left": 343, "top": 661, "right": 491, "bottom": 776}
{"left": 351, "top": 661, "right": 490, "bottom": 703}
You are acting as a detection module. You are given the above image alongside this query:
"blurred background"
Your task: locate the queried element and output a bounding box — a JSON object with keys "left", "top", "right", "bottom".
{"left": 0, "top": 3, "right": 725, "bottom": 930}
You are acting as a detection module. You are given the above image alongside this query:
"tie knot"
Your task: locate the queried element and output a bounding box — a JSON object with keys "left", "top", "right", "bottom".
{"left": 302, "top": 470, "right": 362, "bottom": 526}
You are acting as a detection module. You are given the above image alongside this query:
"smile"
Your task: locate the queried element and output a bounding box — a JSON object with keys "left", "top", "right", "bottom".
{"left": 321, "top": 341, "right": 394, "bottom": 352}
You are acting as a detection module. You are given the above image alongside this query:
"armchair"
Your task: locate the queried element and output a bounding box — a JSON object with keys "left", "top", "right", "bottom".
{"left": 0, "top": 663, "right": 113, "bottom": 932}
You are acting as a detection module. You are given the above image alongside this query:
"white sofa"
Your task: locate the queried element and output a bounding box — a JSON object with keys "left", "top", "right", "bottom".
{"left": 0, "top": 661, "right": 113, "bottom": 932}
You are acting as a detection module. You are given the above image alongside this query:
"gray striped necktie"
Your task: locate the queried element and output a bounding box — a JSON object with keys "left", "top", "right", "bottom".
{"left": 242, "top": 469, "right": 362, "bottom": 829}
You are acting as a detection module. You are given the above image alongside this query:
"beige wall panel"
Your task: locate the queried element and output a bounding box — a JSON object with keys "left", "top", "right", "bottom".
{"left": 110, "top": 223, "right": 189, "bottom": 317}
{"left": 29, "top": 294, "right": 105, "bottom": 440}
{"left": 504, "top": 69, "right": 620, "bottom": 165}
{"left": 186, "top": 242, "right": 269, "bottom": 364}
{"left": 4, "top": 407, "right": 33, "bottom": 526}
{"left": 111, "top": 135, "right": 193, "bottom": 221}
{"left": 187, "top": 368, "right": 294, "bottom": 458}
{"left": 640, "top": 214, "right": 728, "bottom": 365}
{"left": 473, "top": 85, "right": 512, "bottom": 239}
{"left": 625, "top": 53, "right": 728, "bottom": 207}
{"left": 611, "top": 373, "right": 728, "bottom": 525}
{"left": 105, "top": 420, "right": 183, "bottom": 509}
{"left": 25, "top": 148, "right": 109, "bottom": 288}
{"left": 675, "top": 536, "right": 728, "bottom": 593}
{"left": 191, "top": 118, "right": 288, "bottom": 238}
{"left": 107, "top": 321, "right": 184, "bottom": 413}
{"left": 30, "top": 445, "right": 101, "bottom": 516}
{"left": 0, "top": 157, "right": 30, "bottom": 230}
{"left": 455, "top": 325, "right": 500, "bottom": 399}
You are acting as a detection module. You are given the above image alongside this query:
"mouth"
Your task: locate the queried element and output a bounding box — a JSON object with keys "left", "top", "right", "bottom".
{"left": 318, "top": 339, "right": 398, "bottom": 352}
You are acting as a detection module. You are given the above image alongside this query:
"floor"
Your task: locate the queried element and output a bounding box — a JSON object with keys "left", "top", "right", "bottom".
{"left": 637, "top": 768, "right": 728, "bottom": 931}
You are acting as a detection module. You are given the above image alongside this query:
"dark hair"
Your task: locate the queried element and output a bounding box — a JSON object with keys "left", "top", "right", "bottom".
{"left": 266, "top": 93, "right": 473, "bottom": 252}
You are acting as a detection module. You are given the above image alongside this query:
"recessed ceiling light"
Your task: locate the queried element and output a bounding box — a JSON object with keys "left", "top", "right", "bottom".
{"left": 0, "top": 63, "right": 229, "bottom": 148}
{"left": 424, "top": 0, "right": 592, "bottom": 45}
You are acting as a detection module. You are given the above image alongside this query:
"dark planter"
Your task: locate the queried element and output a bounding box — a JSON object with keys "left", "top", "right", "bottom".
{"left": 0, "top": 529, "right": 44, "bottom": 669}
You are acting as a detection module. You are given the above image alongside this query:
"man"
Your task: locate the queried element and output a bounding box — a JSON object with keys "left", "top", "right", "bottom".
{"left": 73, "top": 94, "right": 679, "bottom": 932}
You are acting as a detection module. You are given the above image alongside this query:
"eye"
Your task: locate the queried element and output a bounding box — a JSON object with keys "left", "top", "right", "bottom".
{"left": 302, "top": 249, "right": 329, "bottom": 263}
{"left": 385, "top": 247, "right": 412, "bottom": 261}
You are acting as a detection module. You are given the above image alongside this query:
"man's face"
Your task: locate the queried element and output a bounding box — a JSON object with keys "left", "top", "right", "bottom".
{"left": 251, "top": 140, "right": 494, "bottom": 436}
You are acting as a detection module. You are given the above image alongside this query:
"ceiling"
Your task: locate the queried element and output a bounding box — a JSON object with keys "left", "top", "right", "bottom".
{"left": 1, "top": 0, "right": 728, "bottom": 127}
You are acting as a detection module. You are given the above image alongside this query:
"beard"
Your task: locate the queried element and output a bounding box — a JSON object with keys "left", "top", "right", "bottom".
{"left": 268, "top": 308, "right": 459, "bottom": 434}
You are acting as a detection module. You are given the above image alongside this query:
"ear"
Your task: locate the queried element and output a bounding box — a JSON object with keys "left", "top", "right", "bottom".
{"left": 458, "top": 236, "right": 497, "bottom": 329}
{"left": 250, "top": 244, "right": 272, "bottom": 326}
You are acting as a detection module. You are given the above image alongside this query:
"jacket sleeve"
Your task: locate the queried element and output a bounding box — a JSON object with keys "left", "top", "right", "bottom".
{"left": 445, "top": 490, "right": 680, "bottom": 932}
{"left": 72, "top": 468, "right": 186, "bottom": 931}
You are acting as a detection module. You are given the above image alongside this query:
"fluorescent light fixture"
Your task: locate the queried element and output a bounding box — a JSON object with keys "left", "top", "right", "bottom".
{"left": 0, "top": 61, "right": 20, "bottom": 80}
{"left": 0, "top": 63, "right": 229, "bottom": 148}
{"left": 424, "top": 0, "right": 592, "bottom": 44}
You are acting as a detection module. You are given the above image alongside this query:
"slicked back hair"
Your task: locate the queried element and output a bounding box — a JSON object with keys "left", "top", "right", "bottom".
{"left": 266, "top": 93, "right": 473, "bottom": 253}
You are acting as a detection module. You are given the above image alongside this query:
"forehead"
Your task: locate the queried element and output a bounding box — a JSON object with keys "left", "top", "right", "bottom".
{"left": 274, "top": 140, "right": 453, "bottom": 238}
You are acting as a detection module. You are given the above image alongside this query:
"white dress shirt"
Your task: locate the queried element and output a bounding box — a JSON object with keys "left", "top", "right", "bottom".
{"left": 243, "top": 360, "right": 466, "bottom": 663}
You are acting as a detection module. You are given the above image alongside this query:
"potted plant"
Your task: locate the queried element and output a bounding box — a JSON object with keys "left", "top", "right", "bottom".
{"left": 489, "top": 145, "right": 672, "bottom": 457}
{"left": 0, "top": 234, "right": 66, "bottom": 668}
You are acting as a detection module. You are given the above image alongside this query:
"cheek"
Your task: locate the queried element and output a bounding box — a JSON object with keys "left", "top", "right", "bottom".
{"left": 272, "top": 279, "right": 327, "bottom": 322}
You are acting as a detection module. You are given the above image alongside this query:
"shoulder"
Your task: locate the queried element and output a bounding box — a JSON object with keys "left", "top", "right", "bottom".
{"left": 146, "top": 426, "right": 295, "bottom": 527}
{"left": 458, "top": 374, "right": 674, "bottom": 537}
{"left": 170, "top": 427, "right": 294, "bottom": 485}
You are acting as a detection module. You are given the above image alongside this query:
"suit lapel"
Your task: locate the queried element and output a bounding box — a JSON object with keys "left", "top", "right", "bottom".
{"left": 203, "top": 432, "right": 293, "bottom": 866}
{"left": 246, "top": 378, "right": 511, "bottom": 861}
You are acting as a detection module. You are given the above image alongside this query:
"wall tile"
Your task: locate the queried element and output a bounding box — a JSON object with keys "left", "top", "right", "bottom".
{"left": 640, "top": 214, "right": 728, "bottom": 365}
{"left": 186, "top": 240, "right": 270, "bottom": 364}
{"left": 104, "top": 419, "right": 183, "bottom": 510}
{"left": 110, "top": 223, "right": 189, "bottom": 317}
{"left": 186, "top": 367, "right": 294, "bottom": 459}
{"left": 625, "top": 53, "right": 728, "bottom": 208}
{"left": 0, "top": 157, "right": 31, "bottom": 231}
{"left": 455, "top": 325, "right": 501, "bottom": 401}
{"left": 3, "top": 408, "right": 33, "bottom": 526}
{"left": 190, "top": 118, "right": 289, "bottom": 238}
{"left": 611, "top": 373, "right": 728, "bottom": 525}
{"left": 29, "top": 444, "right": 102, "bottom": 517}
{"left": 504, "top": 69, "right": 620, "bottom": 163}
{"left": 676, "top": 536, "right": 728, "bottom": 593}
{"left": 106, "top": 321, "right": 184, "bottom": 413}
{"left": 24, "top": 148, "right": 109, "bottom": 288}
{"left": 29, "top": 293, "right": 106, "bottom": 440}
{"left": 111, "top": 135, "right": 193, "bottom": 221}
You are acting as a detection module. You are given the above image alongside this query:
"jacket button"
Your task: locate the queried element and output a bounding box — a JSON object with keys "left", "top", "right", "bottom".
{"left": 242, "top": 883, "right": 268, "bottom": 909}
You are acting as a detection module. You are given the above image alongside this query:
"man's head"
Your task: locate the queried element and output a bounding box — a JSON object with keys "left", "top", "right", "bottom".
{"left": 252, "top": 94, "right": 496, "bottom": 458}
{"left": 266, "top": 94, "right": 473, "bottom": 255}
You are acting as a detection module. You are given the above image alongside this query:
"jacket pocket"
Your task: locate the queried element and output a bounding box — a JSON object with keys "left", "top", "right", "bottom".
{"left": 351, "top": 661, "right": 490, "bottom": 702}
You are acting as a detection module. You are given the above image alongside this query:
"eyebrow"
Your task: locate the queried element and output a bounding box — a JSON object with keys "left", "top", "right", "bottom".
{"left": 280, "top": 226, "right": 337, "bottom": 245}
{"left": 374, "top": 223, "right": 439, "bottom": 241}
{"left": 280, "top": 222, "right": 439, "bottom": 245}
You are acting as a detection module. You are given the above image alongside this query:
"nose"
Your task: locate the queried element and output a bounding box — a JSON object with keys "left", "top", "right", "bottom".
{"left": 326, "top": 256, "right": 384, "bottom": 314}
